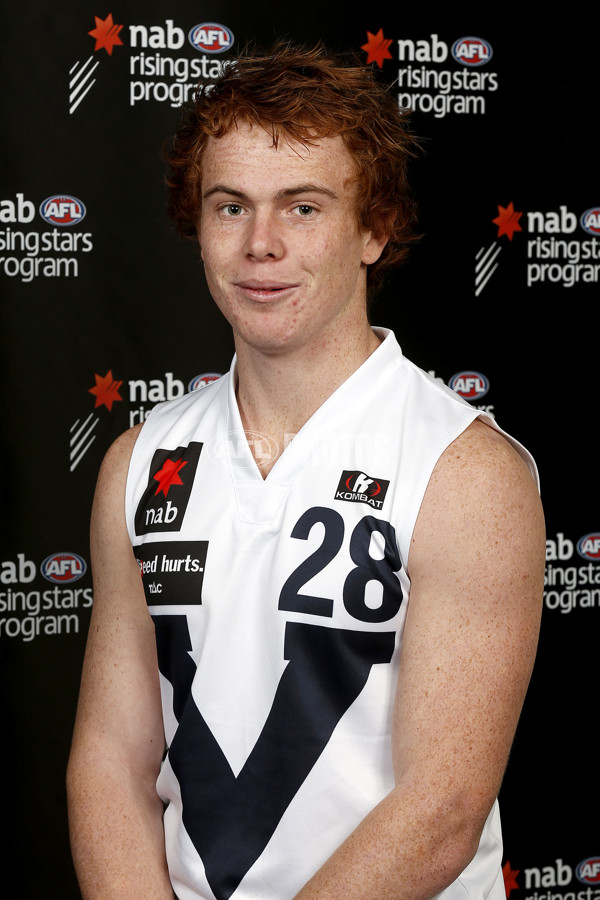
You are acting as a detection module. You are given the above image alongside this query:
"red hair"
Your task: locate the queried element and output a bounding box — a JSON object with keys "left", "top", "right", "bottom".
{"left": 164, "top": 41, "right": 420, "bottom": 290}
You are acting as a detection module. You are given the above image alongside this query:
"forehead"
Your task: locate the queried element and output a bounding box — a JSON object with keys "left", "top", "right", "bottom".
{"left": 200, "top": 123, "right": 358, "bottom": 195}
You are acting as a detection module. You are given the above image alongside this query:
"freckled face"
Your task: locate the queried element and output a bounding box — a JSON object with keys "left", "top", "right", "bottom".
{"left": 197, "top": 124, "right": 386, "bottom": 356}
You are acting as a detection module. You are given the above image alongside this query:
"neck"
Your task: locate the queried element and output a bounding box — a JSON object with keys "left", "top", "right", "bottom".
{"left": 234, "top": 323, "right": 381, "bottom": 473}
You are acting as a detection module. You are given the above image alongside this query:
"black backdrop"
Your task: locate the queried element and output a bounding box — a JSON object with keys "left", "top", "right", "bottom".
{"left": 1, "top": 2, "right": 597, "bottom": 897}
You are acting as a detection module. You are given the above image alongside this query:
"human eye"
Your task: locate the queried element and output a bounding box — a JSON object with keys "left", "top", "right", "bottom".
{"left": 220, "top": 202, "right": 244, "bottom": 217}
{"left": 292, "top": 203, "right": 316, "bottom": 217}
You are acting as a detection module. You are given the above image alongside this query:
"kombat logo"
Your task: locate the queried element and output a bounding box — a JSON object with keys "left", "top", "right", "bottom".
{"left": 335, "top": 471, "right": 390, "bottom": 510}
{"left": 134, "top": 442, "right": 203, "bottom": 536}
{"left": 69, "top": 13, "right": 235, "bottom": 114}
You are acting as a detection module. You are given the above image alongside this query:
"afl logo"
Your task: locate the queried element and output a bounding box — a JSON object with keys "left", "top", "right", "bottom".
{"left": 577, "top": 858, "right": 600, "bottom": 885}
{"left": 41, "top": 552, "right": 87, "bottom": 583}
{"left": 451, "top": 37, "right": 493, "bottom": 67}
{"left": 449, "top": 371, "right": 490, "bottom": 401}
{"left": 577, "top": 533, "right": 600, "bottom": 561}
{"left": 189, "top": 373, "right": 222, "bottom": 392}
{"left": 580, "top": 207, "right": 600, "bottom": 236}
{"left": 39, "top": 195, "right": 86, "bottom": 226}
{"left": 188, "top": 23, "right": 234, "bottom": 54}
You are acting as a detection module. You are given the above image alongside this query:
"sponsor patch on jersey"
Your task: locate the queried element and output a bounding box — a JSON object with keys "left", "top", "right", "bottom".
{"left": 334, "top": 470, "right": 390, "bottom": 510}
{"left": 134, "top": 441, "right": 203, "bottom": 536}
{"left": 134, "top": 540, "right": 208, "bottom": 606}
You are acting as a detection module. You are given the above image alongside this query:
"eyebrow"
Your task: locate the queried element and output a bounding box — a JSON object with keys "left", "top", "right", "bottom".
{"left": 202, "top": 183, "right": 339, "bottom": 201}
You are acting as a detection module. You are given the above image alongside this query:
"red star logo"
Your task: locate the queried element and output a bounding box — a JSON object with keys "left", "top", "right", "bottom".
{"left": 492, "top": 202, "right": 523, "bottom": 241}
{"left": 361, "top": 29, "right": 393, "bottom": 68}
{"left": 88, "top": 13, "right": 124, "bottom": 55}
{"left": 88, "top": 370, "right": 123, "bottom": 411}
{"left": 503, "top": 861, "right": 520, "bottom": 898}
{"left": 153, "top": 458, "right": 188, "bottom": 497}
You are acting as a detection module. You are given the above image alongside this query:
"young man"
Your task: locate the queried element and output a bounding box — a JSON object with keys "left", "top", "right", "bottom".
{"left": 67, "top": 43, "right": 545, "bottom": 900}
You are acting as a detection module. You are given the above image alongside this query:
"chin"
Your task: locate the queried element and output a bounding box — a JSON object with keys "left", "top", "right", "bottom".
{"left": 231, "top": 307, "right": 311, "bottom": 353}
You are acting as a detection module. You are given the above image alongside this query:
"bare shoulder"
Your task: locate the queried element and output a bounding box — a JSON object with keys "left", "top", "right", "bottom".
{"left": 106, "top": 421, "right": 144, "bottom": 458}
{"left": 409, "top": 417, "right": 545, "bottom": 595}
{"left": 94, "top": 423, "right": 144, "bottom": 492}
{"left": 91, "top": 424, "right": 144, "bottom": 525}
{"left": 427, "top": 417, "right": 537, "bottom": 505}
{"left": 413, "top": 415, "right": 544, "bottom": 532}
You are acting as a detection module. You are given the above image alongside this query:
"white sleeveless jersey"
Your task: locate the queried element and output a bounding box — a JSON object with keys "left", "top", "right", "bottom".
{"left": 125, "top": 329, "right": 536, "bottom": 900}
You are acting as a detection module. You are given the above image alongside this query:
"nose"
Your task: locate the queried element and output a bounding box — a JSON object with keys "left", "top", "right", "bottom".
{"left": 244, "top": 209, "right": 284, "bottom": 261}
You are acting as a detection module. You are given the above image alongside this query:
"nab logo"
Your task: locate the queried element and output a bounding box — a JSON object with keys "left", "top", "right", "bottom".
{"left": 335, "top": 470, "right": 390, "bottom": 510}
{"left": 39, "top": 195, "right": 86, "bottom": 226}
{"left": 134, "top": 442, "right": 203, "bottom": 536}
{"left": 580, "top": 208, "right": 600, "bottom": 236}
{"left": 577, "top": 858, "right": 600, "bottom": 885}
{"left": 188, "top": 23, "right": 234, "bottom": 54}
{"left": 451, "top": 37, "right": 492, "bottom": 66}
{"left": 577, "top": 533, "right": 600, "bottom": 561}
{"left": 41, "top": 552, "right": 87, "bottom": 583}
{"left": 449, "top": 371, "right": 490, "bottom": 401}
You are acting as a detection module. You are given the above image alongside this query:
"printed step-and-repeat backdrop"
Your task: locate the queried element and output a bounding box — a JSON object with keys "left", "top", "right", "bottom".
{"left": 1, "top": 2, "right": 596, "bottom": 896}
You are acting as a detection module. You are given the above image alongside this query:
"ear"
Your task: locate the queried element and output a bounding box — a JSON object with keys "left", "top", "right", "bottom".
{"left": 361, "top": 226, "right": 389, "bottom": 266}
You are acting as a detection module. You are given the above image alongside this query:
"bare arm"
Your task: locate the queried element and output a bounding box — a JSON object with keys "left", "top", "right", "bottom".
{"left": 295, "top": 420, "right": 545, "bottom": 899}
{"left": 67, "top": 426, "right": 175, "bottom": 898}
